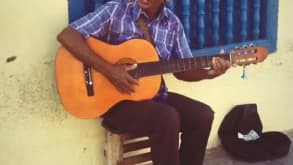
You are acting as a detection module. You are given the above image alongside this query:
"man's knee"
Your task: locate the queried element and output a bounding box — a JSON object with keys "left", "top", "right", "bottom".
{"left": 192, "top": 104, "right": 214, "bottom": 129}
{"left": 202, "top": 105, "right": 214, "bottom": 123}
{"left": 152, "top": 105, "right": 180, "bottom": 131}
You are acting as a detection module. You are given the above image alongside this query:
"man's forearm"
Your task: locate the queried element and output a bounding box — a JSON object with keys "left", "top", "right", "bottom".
{"left": 173, "top": 69, "right": 215, "bottom": 82}
{"left": 57, "top": 27, "right": 112, "bottom": 75}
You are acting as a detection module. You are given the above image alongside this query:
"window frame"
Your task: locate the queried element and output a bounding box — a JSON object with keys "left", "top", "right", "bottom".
{"left": 68, "top": 0, "right": 278, "bottom": 56}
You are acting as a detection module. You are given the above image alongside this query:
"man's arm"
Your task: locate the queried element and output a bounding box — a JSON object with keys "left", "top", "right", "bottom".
{"left": 57, "top": 27, "right": 138, "bottom": 94}
{"left": 173, "top": 56, "right": 231, "bottom": 81}
{"left": 57, "top": 27, "right": 112, "bottom": 75}
{"left": 171, "top": 22, "right": 230, "bottom": 82}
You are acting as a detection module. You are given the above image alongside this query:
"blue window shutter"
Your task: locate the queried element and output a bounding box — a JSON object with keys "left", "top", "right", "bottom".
{"left": 68, "top": 0, "right": 278, "bottom": 55}
{"left": 68, "top": 0, "right": 95, "bottom": 23}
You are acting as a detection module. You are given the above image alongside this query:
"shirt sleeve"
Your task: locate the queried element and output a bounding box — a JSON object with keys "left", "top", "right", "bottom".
{"left": 172, "top": 22, "right": 193, "bottom": 59}
{"left": 70, "top": 2, "right": 119, "bottom": 39}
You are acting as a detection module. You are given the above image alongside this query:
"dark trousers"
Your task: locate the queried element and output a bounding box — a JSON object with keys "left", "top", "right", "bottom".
{"left": 102, "top": 92, "right": 214, "bottom": 165}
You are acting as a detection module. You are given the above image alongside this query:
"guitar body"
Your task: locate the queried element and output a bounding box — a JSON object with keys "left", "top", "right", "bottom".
{"left": 55, "top": 37, "right": 269, "bottom": 119}
{"left": 55, "top": 38, "right": 161, "bottom": 118}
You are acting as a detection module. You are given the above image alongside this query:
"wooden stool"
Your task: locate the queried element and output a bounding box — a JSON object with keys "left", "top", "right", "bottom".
{"left": 104, "top": 130, "right": 153, "bottom": 165}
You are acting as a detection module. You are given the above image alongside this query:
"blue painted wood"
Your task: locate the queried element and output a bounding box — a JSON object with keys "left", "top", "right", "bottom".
{"left": 197, "top": 0, "right": 205, "bottom": 48}
{"left": 240, "top": 0, "right": 248, "bottom": 41}
{"left": 263, "top": 0, "right": 278, "bottom": 52}
{"left": 166, "top": 0, "right": 175, "bottom": 12}
{"left": 225, "top": 0, "right": 234, "bottom": 44}
{"left": 94, "top": 0, "right": 104, "bottom": 8}
{"left": 181, "top": 0, "right": 191, "bottom": 44}
{"left": 191, "top": 39, "right": 271, "bottom": 57}
{"left": 68, "top": 0, "right": 85, "bottom": 23}
{"left": 212, "top": 0, "right": 220, "bottom": 45}
{"left": 252, "top": 0, "right": 261, "bottom": 40}
{"left": 85, "top": 0, "right": 95, "bottom": 12}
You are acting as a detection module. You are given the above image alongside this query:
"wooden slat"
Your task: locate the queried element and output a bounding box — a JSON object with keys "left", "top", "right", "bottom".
{"left": 120, "top": 133, "right": 148, "bottom": 141}
{"left": 123, "top": 139, "right": 151, "bottom": 153}
{"left": 118, "top": 153, "right": 152, "bottom": 165}
{"left": 105, "top": 131, "right": 122, "bottom": 165}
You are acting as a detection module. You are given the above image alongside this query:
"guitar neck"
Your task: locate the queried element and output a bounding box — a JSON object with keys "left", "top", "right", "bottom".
{"left": 130, "top": 53, "right": 230, "bottom": 78}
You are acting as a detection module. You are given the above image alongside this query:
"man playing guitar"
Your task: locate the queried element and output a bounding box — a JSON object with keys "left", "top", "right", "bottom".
{"left": 57, "top": 0, "right": 231, "bottom": 164}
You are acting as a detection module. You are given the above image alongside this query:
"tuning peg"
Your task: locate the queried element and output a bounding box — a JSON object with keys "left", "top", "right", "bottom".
{"left": 241, "top": 44, "right": 248, "bottom": 49}
{"left": 234, "top": 46, "right": 242, "bottom": 51}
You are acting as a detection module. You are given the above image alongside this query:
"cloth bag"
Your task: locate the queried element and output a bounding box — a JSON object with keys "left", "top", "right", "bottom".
{"left": 218, "top": 104, "right": 291, "bottom": 161}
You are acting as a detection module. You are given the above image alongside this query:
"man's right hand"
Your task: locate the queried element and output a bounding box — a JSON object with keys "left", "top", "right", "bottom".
{"left": 105, "top": 64, "right": 138, "bottom": 95}
{"left": 57, "top": 27, "right": 139, "bottom": 95}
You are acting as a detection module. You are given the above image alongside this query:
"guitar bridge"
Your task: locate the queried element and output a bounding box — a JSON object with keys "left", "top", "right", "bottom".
{"left": 83, "top": 64, "right": 94, "bottom": 96}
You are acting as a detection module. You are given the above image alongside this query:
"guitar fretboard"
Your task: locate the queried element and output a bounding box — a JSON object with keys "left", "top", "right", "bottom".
{"left": 130, "top": 53, "right": 230, "bottom": 78}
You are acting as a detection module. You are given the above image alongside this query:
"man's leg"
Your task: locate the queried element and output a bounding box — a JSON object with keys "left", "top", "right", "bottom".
{"left": 167, "top": 92, "right": 214, "bottom": 165}
{"left": 101, "top": 100, "right": 180, "bottom": 165}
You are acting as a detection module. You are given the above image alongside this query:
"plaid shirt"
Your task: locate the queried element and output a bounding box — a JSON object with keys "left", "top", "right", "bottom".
{"left": 70, "top": 0, "right": 193, "bottom": 102}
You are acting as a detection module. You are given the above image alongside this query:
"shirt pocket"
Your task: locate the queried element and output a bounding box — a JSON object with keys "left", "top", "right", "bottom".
{"left": 154, "top": 30, "right": 175, "bottom": 60}
{"left": 109, "top": 20, "right": 141, "bottom": 44}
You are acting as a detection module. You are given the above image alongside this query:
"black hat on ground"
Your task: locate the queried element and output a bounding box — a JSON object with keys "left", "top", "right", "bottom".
{"left": 218, "top": 104, "right": 291, "bottom": 161}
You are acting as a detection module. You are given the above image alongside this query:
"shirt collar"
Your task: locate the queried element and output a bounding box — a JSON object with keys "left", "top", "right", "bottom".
{"left": 131, "top": 0, "right": 169, "bottom": 22}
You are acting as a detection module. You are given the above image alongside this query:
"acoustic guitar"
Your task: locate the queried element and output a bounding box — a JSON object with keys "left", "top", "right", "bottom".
{"left": 55, "top": 37, "right": 268, "bottom": 118}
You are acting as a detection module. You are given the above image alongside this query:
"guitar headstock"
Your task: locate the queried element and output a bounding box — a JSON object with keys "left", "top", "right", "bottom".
{"left": 230, "top": 45, "right": 269, "bottom": 66}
